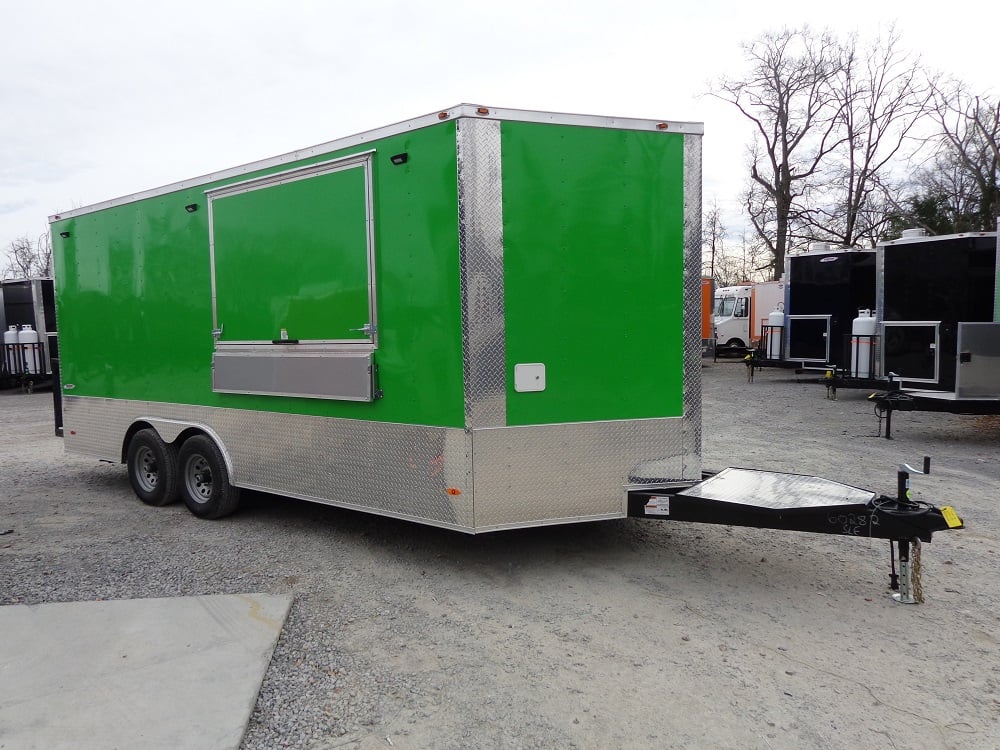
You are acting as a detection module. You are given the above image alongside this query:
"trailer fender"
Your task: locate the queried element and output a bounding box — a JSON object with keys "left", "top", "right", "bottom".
{"left": 125, "top": 418, "right": 236, "bottom": 479}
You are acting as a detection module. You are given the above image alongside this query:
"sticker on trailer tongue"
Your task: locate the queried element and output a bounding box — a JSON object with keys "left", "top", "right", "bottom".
{"left": 940, "top": 506, "right": 962, "bottom": 528}
{"left": 644, "top": 496, "right": 670, "bottom": 516}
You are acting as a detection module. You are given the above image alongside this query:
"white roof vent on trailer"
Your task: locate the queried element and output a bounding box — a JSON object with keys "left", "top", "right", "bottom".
{"left": 900, "top": 228, "right": 928, "bottom": 239}
{"left": 808, "top": 242, "right": 833, "bottom": 252}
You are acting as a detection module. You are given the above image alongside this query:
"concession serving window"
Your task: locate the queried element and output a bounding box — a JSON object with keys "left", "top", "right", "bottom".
{"left": 206, "top": 151, "right": 378, "bottom": 401}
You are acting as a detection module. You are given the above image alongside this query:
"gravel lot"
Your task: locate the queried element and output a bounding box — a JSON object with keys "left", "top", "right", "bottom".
{"left": 2, "top": 360, "right": 998, "bottom": 749}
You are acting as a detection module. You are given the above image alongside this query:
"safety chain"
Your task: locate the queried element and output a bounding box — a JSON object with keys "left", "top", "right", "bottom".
{"left": 911, "top": 539, "right": 924, "bottom": 604}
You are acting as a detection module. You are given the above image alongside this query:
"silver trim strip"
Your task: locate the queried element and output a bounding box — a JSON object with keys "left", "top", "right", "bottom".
{"left": 878, "top": 230, "right": 997, "bottom": 247}
{"left": 204, "top": 151, "right": 375, "bottom": 199}
{"left": 461, "top": 105, "right": 703, "bottom": 134}
{"left": 133, "top": 417, "right": 235, "bottom": 476}
{"left": 217, "top": 341, "right": 376, "bottom": 349}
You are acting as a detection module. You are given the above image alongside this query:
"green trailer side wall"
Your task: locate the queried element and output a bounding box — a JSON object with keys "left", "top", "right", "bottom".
{"left": 500, "top": 122, "right": 686, "bottom": 426}
{"left": 51, "top": 122, "right": 466, "bottom": 427}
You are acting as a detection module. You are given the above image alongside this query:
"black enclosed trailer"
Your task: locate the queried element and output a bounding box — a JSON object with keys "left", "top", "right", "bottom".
{"left": 750, "top": 246, "right": 876, "bottom": 372}
{"left": 1, "top": 277, "right": 57, "bottom": 391}
{"left": 822, "top": 227, "right": 1000, "bottom": 436}
{"left": 879, "top": 231, "right": 997, "bottom": 390}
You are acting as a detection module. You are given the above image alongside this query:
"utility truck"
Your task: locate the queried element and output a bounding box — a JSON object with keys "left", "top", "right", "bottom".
{"left": 49, "top": 105, "right": 960, "bottom": 601}
{"left": 713, "top": 280, "right": 784, "bottom": 353}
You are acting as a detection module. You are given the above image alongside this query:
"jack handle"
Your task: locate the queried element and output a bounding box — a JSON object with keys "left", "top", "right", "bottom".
{"left": 897, "top": 456, "right": 930, "bottom": 507}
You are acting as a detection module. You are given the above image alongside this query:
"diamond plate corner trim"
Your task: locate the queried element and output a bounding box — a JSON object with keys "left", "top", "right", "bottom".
{"left": 472, "top": 417, "right": 689, "bottom": 528}
{"left": 875, "top": 247, "right": 887, "bottom": 375}
{"left": 876, "top": 244, "right": 885, "bottom": 328}
{"left": 62, "top": 396, "right": 476, "bottom": 530}
{"left": 457, "top": 117, "right": 507, "bottom": 430}
{"left": 683, "top": 134, "right": 704, "bottom": 478}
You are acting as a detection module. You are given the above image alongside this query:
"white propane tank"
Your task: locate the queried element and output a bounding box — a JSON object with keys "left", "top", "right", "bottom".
{"left": 766, "top": 307, "right": 785, "bottom": 360}
{"left": 17, "top": 324, "right": 40, "bottom": 375}
{"left": 850, "top": 310, "right": 877, "bottom": 378}
{"left": 4, "top": 325, "right": 19, "bottom": 374}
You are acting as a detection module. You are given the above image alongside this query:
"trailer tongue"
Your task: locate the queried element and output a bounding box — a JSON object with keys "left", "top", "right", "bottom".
{"left": 628, "top": 462, "right": 962, "bottom": 603}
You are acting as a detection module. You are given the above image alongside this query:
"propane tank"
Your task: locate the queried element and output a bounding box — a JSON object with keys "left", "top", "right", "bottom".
{"left": 850, "top": 310, "right": 877, "bottom": 378}
{"left": 766, "top": 307, "right": 785, "bottom": 360}
{"left": 17, "top": 324, "right": 40, "bottom": 375}
{"left": 4, "top": 325, "right": 19, "bottom": 374}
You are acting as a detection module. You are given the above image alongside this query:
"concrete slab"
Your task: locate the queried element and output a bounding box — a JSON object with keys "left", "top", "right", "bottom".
{"left": 0, "top": 593, "right": 292, "bottom": 750}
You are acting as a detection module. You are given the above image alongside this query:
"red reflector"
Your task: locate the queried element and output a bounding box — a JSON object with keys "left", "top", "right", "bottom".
{"left": 656, "top": 122, "right": 669, "bottom": 130}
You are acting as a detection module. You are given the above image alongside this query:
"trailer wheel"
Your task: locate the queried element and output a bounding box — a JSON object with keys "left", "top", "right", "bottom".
{"left": 126, "top": 428, "right": 179, "bottom": 506}
{"left": 177, "top": 435, "right": 240, "bottom": 519}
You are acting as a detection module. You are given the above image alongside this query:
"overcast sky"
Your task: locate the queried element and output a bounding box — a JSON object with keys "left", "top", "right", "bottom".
{"left": 2, "top": 1, "right": 995, "bottom": 263}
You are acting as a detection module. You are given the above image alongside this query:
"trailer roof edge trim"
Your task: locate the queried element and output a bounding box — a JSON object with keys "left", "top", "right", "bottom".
{"left": 877, "top": 230, "right": 998, "bottom": 247}
{"left": 788, "top": 247, "right": 875, "bottom": 257}
{"left": 49, "top": 104, "right": 704, "bottom": 223}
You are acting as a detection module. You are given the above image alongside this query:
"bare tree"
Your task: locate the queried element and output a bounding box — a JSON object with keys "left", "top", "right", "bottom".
{"left": 2, "top": 233, "right": 52, "bottom": 279}
{"left": 804, "top": 28, "right": 930, "bottom": 247}
{"left": 713, "top": 228, "right": 771, "bottom": 287}
{"left": 711, "top": 27, "right": 845, "bottom": 279}
{"left": 929, "top": 79, "right": 1000, "bottom": 228}
{"left": 892, "top": 149, "right": 985, "bottom": 235}
{"left": 702, "top": 201, "right": 727, "bottom": 282}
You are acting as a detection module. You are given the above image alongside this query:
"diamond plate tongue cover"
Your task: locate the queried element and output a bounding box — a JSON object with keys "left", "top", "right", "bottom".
{"left": 680, "top": 467, "right": 876, "bottom": 510}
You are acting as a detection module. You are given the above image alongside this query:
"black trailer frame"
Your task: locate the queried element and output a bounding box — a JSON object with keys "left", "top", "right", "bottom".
{"left": 628, "top": 460, "right": 962, "bottom": 603}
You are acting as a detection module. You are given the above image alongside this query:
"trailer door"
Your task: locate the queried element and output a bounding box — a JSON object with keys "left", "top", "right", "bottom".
{"left": 206, "top": 152, "right": 378, "bottom": 401}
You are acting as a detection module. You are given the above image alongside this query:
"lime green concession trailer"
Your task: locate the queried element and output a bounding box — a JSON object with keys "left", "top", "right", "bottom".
{"left": 49, "top": 105, "right": 705, "bottom": 530}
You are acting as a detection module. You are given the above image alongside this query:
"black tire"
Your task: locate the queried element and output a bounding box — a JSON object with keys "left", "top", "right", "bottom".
{"left": 126, "top": 428, "right": 179, "bottom": 506}
{"left": 177, "top": 435, "right": 240, "bottom": 519}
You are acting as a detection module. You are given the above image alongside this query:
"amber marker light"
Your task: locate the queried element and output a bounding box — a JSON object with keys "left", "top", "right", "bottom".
{"left": 446, "top": 488, "right": 462, "bottom": 496}
{"left": 656, "top": 123, "right": 670, "bottom": 130}
{"left": 476, "top": 107, "right": 490, "bottom": 115}
{"left": 438, "top": 111, "right": 450, "bottom": 120}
